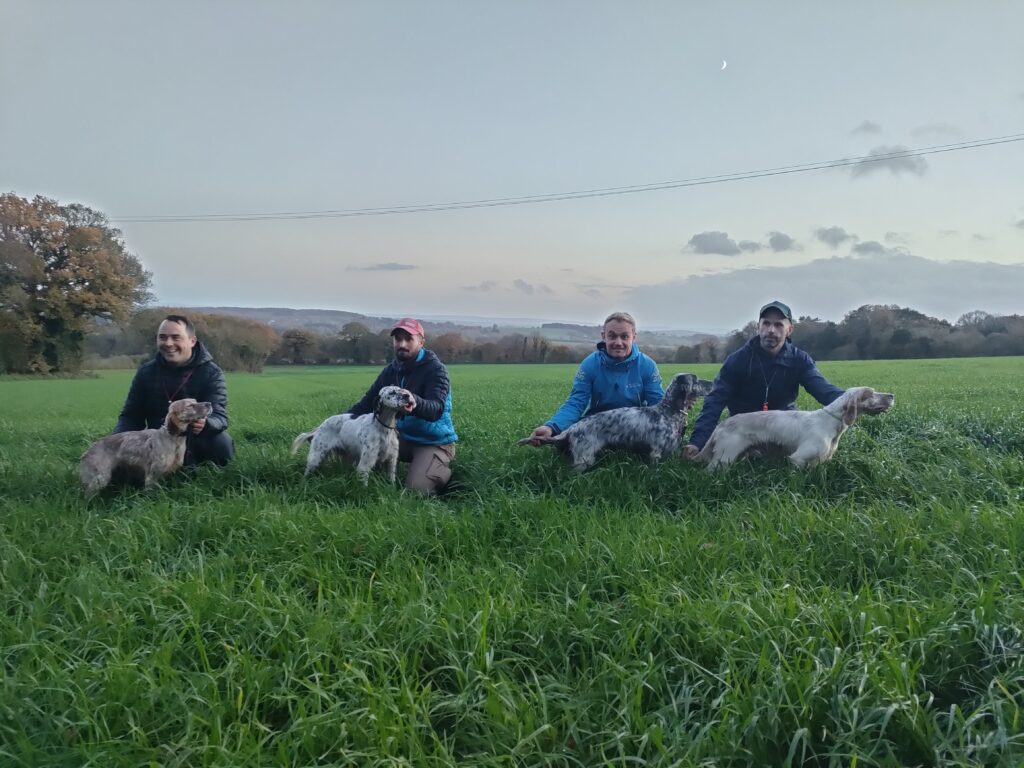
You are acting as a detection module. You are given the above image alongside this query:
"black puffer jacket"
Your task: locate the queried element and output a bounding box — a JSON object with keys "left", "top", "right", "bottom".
{"left": 113, "top": 342, "right": 229, "bottom": 435}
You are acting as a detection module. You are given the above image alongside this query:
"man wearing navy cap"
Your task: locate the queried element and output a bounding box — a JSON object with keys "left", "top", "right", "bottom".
{"left": 683, "top": 300, "right": 844, "bottom": 458}
{"left": 344, "top": 317, "right": 457, "bottom": 494}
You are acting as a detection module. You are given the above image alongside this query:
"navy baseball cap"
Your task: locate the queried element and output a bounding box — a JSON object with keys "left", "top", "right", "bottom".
{"left": 758, "top": 300, "right": 793, "bottom": 321}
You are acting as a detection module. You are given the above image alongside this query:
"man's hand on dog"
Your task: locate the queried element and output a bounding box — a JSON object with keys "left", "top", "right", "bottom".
{"left": 524, "top": 425, "right": 553, "bottom": 446}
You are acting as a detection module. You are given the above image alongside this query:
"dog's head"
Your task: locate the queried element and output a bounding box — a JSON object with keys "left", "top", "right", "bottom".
{"left": 663, "top": 372, "right": 715, "bottom": 412}
{"left": 376, "top": 385, "right": 414, "bottom": 414}
{"left": 166, "top": 398, "right": 213, "bottom": 434}
{"left": 840, "top": 387, "right": 895, "bottom": 426}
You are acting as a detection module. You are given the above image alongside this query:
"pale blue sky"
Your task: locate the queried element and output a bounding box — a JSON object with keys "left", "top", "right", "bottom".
{"left": 2, "top": 1, "right": 1022, "bottom": 331}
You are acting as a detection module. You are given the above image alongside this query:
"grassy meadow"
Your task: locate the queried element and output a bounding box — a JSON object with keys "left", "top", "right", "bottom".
{"left": 1, "top": 358, "right": 1023, "bottom": 766}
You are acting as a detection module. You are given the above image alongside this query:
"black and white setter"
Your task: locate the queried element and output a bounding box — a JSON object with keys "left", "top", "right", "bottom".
{"left": 521, "top": 372, "right": 713, "bottom": 471}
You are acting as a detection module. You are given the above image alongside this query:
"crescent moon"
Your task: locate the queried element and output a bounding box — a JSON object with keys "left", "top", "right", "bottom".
{"left": 721, "top": 60, "right": 728, "bottom": 70}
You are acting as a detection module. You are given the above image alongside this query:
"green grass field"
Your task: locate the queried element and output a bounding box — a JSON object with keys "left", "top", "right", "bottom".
{"left": 1, "top": 359, "right": 1023, "bottom": 766}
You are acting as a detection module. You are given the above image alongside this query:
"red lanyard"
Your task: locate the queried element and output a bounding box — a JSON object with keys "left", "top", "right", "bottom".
{"left": 757, "top": 357, "right": 777, "bottom": 411}
{"left": 164, "top": 370, "right": 194, "bottom": 404}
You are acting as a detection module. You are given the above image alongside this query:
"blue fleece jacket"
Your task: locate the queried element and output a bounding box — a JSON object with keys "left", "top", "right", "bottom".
{"left": 545, "top": 343, "right": 664, "bottom": 434}
{"left": 687, "top": 336, "right": 844, "bottom": 450}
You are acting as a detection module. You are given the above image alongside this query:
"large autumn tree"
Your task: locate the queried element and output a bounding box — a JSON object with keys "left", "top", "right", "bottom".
{"left": 0, "top": 193, "right": 152, "bottom": 372}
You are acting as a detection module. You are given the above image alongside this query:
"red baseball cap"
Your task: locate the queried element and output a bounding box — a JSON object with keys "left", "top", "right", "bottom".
{"left": 390, "top": 317, "right": 425, "bottom": 336}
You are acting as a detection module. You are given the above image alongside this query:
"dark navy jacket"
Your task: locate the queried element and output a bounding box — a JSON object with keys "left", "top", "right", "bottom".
{"left": 687, "top": 336, "right": 844, "bottom": 450}
{"left": 545, "top": 342, "right": 663, "bottom": 435}
{"left": 114, "top": 342, "right": 229, "bottom": 435}
{"left": 347, "top": 348, "right": 457, "bottom": 445}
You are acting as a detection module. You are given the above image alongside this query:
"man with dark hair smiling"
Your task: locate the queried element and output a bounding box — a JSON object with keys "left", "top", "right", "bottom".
{"left": 114, "top": 314, "right": 234, "bottom": 466}
{"left": 344, "top": 318, "right": 457, "bottom": 495}
{"left": 683, "top": 300, "right": 844, "bottom": 458}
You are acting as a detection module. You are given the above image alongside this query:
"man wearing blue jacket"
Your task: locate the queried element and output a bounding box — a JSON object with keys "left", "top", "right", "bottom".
{"left": 683, "top": 300, "right": 844, "bottom": 457}
{"left": 345, "top": 317, "right": 457, "bottom": 495}
{"left": 525, "top": 312, "right": 664, "bottom": 443}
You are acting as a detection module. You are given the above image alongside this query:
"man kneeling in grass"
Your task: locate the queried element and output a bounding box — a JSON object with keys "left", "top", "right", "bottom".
{"left": 114, "top": 314, "right": 234, "bottom": 467}
{"left": 343, "top": 318, "right": 457, "bottom": 495}
{"left": 523, "top": 311, "right": 664, "bottom": 444}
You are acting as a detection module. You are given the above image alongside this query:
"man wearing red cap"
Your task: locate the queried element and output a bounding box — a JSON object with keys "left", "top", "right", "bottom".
{"left": 343, "top": 317, "right": 457, "bottom": 494}
{"left": 683, "top": 300, "right": 844, "bottom": 458}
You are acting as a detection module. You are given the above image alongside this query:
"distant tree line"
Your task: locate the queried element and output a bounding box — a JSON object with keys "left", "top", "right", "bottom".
{"left": 83, "top": 304, "right": 1024, "bottom": 375}
{"left": 267, "top": 306, "right": 1024, "bottom": 366}
{"left": 267, "top": 323, "right": 650, "bottom": 365}
{"left": 86, "top": 308, "right": 280, "bottom": 373}
{"left": 675, "top": 305, "right": 1024, "bottom": 363}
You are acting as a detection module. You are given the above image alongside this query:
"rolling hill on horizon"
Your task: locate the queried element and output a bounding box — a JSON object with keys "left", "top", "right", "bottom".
{"left": 183, "top": 306, "right": 713, "bottom": 346}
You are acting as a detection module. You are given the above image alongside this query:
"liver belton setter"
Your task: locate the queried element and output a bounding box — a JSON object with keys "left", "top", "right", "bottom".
{"left": 80, "top": 398, "right": 212, "bottom": 497}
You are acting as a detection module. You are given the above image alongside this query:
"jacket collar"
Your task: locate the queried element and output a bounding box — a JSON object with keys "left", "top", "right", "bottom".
{"left": 596, "top": 341, "right": 640, "bottom": 368}
{"left": 746, "top": 335, "right": 797, "bottom": 367}
{"left": 155, "top": 340, "right": 212, "bottom": 371}
{"left": 393, "top": 347, "right": 428, "bottom": 373}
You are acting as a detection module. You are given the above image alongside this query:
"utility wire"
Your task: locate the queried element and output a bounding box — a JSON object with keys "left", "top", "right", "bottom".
{"left": 112, "top": 132, "right": 1024, "bottom": 223}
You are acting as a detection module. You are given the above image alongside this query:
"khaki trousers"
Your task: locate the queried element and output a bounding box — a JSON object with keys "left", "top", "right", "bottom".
{"left": 398, "top": 439, "right": 455, "bottom": 495}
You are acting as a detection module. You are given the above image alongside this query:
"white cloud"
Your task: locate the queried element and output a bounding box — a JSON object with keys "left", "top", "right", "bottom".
{"left": 851, "top": 120, "right": 882, "bottom": 135}
{"left": 686, "top": 231, "right": 741, "bottom": 256}
{"left": 815, "top": 225, "right": 856, "bottom": 248}
{"left": 767, "top": 231, "right": 800, "bottom": 252}
{"left": 852, "top": 240, "right": 890, "bottom": 255}
{"left": 513, "top": 278, "right": 553, "bottom": 295}
{"left": 848, "top": 145, "right": 928, "bottom": 178}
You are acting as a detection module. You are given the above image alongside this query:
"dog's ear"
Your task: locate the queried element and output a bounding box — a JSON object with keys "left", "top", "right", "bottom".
{"left": 842, "top": 391, "right": 861, "bottom": 426}
{"left": 165, "top": 407, "right": 185, "bottom": 436}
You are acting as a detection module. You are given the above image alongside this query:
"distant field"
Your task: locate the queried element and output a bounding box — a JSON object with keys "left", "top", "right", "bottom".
{"left": 1, "top": 359, "right": 1023, "bottom": 766}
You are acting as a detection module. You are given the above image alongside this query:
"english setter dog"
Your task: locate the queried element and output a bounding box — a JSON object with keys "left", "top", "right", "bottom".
{"left": 696, "top": 386, "right": 894, "bottom": 470}
{"left": 80, "top": 398, "right": 213, "bottom": 497}
{"left": 291, "top": 386, "right": 413, "bottom": 484}
{"left": 520, "top": 372, "right": 713, "bottom": 472}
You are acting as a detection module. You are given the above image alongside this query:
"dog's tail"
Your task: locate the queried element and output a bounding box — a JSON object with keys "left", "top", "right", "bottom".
{"left": 290, "top": 430, "right": 317, "bottom": 455}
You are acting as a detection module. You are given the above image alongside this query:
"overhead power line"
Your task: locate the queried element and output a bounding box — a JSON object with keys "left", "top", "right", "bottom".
{"left": 112, "top": 133, "right": 1024, "bottom": 224}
